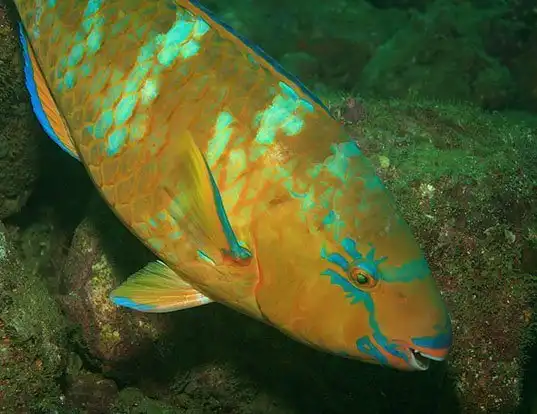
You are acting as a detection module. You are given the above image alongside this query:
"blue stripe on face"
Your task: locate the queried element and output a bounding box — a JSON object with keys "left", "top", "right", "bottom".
{"left": 356, "top": 336, "right": 388, "bottom": 364}
{"left": 325, "top": 252, "right": 349, "bottom": 271}
{"left": 411, "top": 333, "right": 452, "bottom": 350}
{"left": 321, "top": 237, "right": 419, "bottom": 366}
{"left": 411, "top": 318, "right": 453, "bottom": 350}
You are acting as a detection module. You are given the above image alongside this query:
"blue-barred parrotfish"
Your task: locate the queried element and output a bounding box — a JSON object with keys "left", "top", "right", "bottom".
{"left": 13, "top": 0, "right": 452, "bottom": 370}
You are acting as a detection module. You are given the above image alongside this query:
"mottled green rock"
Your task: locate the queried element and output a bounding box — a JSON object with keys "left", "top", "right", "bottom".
{"left": 359, "top": 1, "right": 514, "bottom": 109}
{"left": 202, "top": 0, "right": 537, "bottom": 112}
{"left": 0, "top": 222, "right": 68, "bottom": 412}
{"left": 59, "top": 196, "right": 172, "bottom": 374}
{"left": 202, "top": 0, "right": 406, "bottom": 90}
{"left": 64, "top": 371, "right": 119, "bottom": 413}
{"left": 112, "top": 387, "right": 180, "bottom": 414}
{"left": 0, "top": 4, "right": 40, "bottom": 219}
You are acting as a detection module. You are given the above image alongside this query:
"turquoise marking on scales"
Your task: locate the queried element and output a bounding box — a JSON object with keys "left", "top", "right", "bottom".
{"left": 205, "top": 79, "right": 319, "bottom": 212}
{"left": 156, "top": 14, "right": 210, "bottom": 64}
{"left": 55, "top": 2, "right": 210, "bottom": 154}
{"left": 252, "top": 81, "right": 315, "bottom": 161}
{"left": 115, "top": 95, "right": 137, "bottom": 126}
{"left": 107, "top": 128, "right": 128, "bottom": 156}
{"left": 206, "top": 111, "right": 251, "bottom": 215}
{"left": 207, "top": 112, "right": 234, "bottom": 168}
{"left": 31, "top": 0, "right": 44, "bottom": 39}
{"left": 57, "top": 0, "right": 104, "bottom": 91}
{"left": 205, "top": 99, "right": 364, "bottom": 241}
{"left": 274, "top": 141, "right": 362, "bottom": 240}
{"left": 65, "top": 4, "right": 210, "bottom": 156}
{"left": 132, "top": 205, "right": 185, "bottom": 264}
{"left": 99, "top": 8, "right": 211, "bottom": 156}
{"left": 83, "top": 0, "right": 105, "bottom": 52}
{"left": 324, "top": 142, "right": 362, "bottom": 183}
{"left": 26, "top": 0, "right": 57, "bottom": 41}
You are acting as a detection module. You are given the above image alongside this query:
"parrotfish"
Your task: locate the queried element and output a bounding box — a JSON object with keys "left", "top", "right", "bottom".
{"left": 13, "top": 0, "right": 452, "bottom": 370}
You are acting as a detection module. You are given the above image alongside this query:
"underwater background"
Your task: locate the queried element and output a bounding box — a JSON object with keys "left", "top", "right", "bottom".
{"left": 0, "top": 0, "right": 536, "bottom": 413}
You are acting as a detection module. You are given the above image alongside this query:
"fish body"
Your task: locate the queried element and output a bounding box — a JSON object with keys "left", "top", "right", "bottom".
{"left": 14, "top": 0, "right": 452, "bottom": 370}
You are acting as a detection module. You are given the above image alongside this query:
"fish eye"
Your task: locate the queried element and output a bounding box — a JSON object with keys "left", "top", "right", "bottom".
{"left": 349, "top": 267, "right": 377, "bottom": 289}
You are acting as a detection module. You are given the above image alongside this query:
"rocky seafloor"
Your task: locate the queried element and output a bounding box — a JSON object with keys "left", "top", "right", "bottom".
{"left": 1, "top": 0, "right": 537, "bottom": 413}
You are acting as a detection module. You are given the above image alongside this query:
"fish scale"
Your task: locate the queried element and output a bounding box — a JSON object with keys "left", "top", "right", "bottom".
{"left": 57, "top": 0, "right": 326, "bottom": 261}
{"left": 14, "top": 0, "right": 452, "bottom": 370}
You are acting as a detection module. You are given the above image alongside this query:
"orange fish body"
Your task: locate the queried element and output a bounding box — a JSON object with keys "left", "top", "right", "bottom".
{"left": 14, "top": 0, "right": 452, "bottom": 370}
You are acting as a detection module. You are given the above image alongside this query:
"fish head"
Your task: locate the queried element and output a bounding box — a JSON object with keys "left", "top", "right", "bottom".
{"left": 252, "top": 141, "right": 452, "bottom": 371}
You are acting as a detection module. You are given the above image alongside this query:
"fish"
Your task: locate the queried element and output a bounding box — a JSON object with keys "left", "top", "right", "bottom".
{"left": 13, "top": 0, "right": 452, "bottom": 370}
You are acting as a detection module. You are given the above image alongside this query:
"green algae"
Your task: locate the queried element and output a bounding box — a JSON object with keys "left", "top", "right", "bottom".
{"left": 350, "top": 98, "right": 537, "bottom": 236}
{"left": 112, "top": 388, "right": 180, "bottom": 414}
{"left": 0, "top": 4, "right": 40, "bottom": 219}
{"left": 0, "top": 223, "right": 69, "bottom": 412}
{"left": 358, "top": 1, "right": 515, "bottom": 109}
{"left": 0, "top": 3, "right": 23, "bottom": 115}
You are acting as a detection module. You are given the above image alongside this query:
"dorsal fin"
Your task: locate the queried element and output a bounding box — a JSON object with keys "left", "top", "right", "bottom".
{"left": 18, "top": 23, "right": 79, "bottom": 160}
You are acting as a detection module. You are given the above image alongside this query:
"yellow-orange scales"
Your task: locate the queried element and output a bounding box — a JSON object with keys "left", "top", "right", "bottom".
{"left": 14, "top": 0, "right": 452, "bottom": 370}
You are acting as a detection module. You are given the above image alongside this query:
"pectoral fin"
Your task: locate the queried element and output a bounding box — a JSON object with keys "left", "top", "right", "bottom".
{"left": 110, "top": 261, "right": 213, "bottom": 313}
{"left": 164, "top": 130, "right": 251, "bottom": 264}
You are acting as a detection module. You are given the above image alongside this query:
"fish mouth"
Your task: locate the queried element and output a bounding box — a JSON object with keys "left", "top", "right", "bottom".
{"left": 408, "top": 348, "right": 445, "bottom": 371}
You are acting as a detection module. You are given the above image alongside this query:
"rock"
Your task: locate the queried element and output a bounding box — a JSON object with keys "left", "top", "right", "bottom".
{"left": 280, "top": 52, "right": 320, "bottom": 81}
{"left": 59, "top": 196, "right": 172, "bottom": 377}
{"left": 64, "top": 371, "right": 119, "bottom": 413}
{"left": 170, "top": 362, "right": 258, "bottom": 413}
{"left": 201, "top": 0, "right": 405, "bottom": 90}
{"left": 0, "top": 221, "right": 68, "bottom": 412}
{"left": 360, "top": 1, "right": 515, "bottom": 110}
{"left": 112, "top": 387, "right": 180, "bottom": 414}
{"left": 196, "top": 0, "right": 537, "bottom": 112}
{"left": 0, "top": 4, "right": 40, "bottom": 219}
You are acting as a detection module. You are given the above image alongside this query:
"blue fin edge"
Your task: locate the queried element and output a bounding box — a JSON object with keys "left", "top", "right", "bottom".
{"left": 203, "top": 157, "right": 252, "bottom": 261}
{"left": 18, "top": 23, "right": 78, "bottom": 159}
{"left": 111, "top": 296, "right": 156, "bottom": 312}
